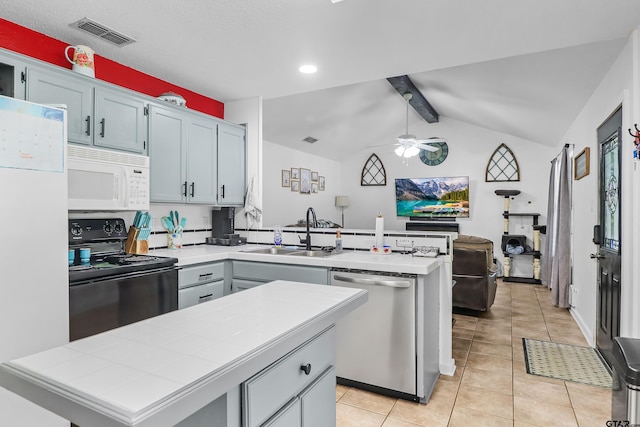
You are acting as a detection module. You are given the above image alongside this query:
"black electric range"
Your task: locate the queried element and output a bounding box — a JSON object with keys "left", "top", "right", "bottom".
{"left": 68, "top": 218, "right": 177, "bottom": 284}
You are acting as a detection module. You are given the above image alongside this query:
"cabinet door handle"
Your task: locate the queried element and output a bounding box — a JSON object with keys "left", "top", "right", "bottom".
{"left": 198, "top": 293, "right": 213, "bottom": 301}
{"left": 100, "top": 118, "right": 105, "bottom": 137}
{"left": 221, "top": 184, "right": 225, "bottom": 199}
{"left": 300, "top": 363, "right": 312, "bottom": 375}
{"left": 85, "top": 116, "right": 91, "bottom": 136}
{"left": 183, "top": 181, "right": 188, "bottom": 197}
{"left": 190, "top": 182, "right": 195, "bottom": 197}
{"left": 198, "top": 273, "right": 213, "bottom": 281}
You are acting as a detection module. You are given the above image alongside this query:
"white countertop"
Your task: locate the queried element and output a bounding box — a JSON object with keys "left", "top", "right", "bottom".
{"left": 0, "top": 281, "right": 367, "bottom": 427}
{"left": 151, "top": 244, "right": 441, "bottom": 275}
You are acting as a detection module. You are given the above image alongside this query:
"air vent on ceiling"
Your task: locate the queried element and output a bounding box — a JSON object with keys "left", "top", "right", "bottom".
{"left": 69, "top": 17, "right": 136, "bottom": 47}
{"left": 302, "top": 136, "right": 318, "bottom": 144}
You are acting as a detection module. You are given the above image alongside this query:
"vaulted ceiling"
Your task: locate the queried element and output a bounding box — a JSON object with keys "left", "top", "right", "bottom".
{"left": 2, "top": 0, "right": 639, "bottom": 160}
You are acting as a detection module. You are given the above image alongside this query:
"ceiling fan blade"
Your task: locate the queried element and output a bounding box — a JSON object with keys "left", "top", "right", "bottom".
{"left": 415, "top": 137, "right": 446, "bottom": 144}
{"left": 416, "top": 143, "right": 439, "bottom": 152}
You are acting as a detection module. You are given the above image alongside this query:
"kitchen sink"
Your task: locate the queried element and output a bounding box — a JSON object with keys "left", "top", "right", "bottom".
{"left": 245, "top": 247, "right": 302, "bottom": 255}
{"left": 287, "top": 250, "right": 334, "bottom": 258}
{"left": 244, "top": 248, "right": 335, "bottom": 257}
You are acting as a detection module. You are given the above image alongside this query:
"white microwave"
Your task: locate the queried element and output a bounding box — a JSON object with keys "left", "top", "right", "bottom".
{"left": 67, "top": 145, "right": 150, "bottom": 211}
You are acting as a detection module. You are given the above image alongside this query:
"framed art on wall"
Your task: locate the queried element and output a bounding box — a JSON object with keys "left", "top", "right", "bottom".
{"left": 311, "top": 182, "right": 318, "bottom": 193}
{"left": 291, "top": 180, "right": 300, "bottom": 192}
{"left": 319, "top": 176, "right": 325, "bottom": 191}
{"left": 281, "top": 169, "right": 290, "bottom": 187}
{"left": 574, "top": 147, "right": 590, "bottom": 180}
{"left": 291, "top": 168, "right": 300, "bottom": 180}
{"left": 300, "top": 168, "right": 311, "bottom": 194}
{"left": 311, "top": 171, "right": 319, "bottom": 182}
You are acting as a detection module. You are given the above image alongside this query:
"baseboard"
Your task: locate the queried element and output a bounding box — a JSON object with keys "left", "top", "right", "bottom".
{"left": 439, "top": 359, "right": 456, "bottom": 376}
{"left": 570, "top": 307, "right": 594, "bottom": 347}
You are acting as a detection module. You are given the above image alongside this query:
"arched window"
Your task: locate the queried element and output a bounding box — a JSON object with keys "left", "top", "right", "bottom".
{"left": 486, "top": 144, "right": 520, "bottom": 182}
{"left": 361, "top": 153, "right": 387, "bottom": 186}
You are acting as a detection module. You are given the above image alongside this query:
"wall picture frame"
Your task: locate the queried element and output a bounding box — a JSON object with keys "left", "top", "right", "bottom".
{"left": 281, "top": 169, "right": 290, "bottom": 187}
{"left": 311, "top": 171, "right": 319, "bottom": 182}
{"left": 311, "top": 182, "right": 318, "bottom": 193}
{"left": 291, "top": 180, "right": 300, "bottom": 192}
{"left": 574, "top": 147, "right": 590, "bottom": 180}
{"left": 300, "top": 168, "right": 311, "bottom": 194}
{"left": 291, "top": 168, "right": 300, "bottom": 180}
{"left": 318, "top": 176, "right": 325, "bottom": 191}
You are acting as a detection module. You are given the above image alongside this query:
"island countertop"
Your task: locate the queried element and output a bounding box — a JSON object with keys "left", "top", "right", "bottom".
{"left": 0, "top": 281, "right": 367, "bottom": 427}
{"left": 151, "top": 244, "right": 442, "bottom": 275}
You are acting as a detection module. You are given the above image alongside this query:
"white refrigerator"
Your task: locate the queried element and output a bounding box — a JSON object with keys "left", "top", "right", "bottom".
{"left": 0, "top": 96, "right": 69, "bottom": 426}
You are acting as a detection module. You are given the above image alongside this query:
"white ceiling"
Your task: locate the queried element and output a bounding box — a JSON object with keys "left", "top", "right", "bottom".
{"left": 2, "top": 0, "right": 640, "bottom": 160}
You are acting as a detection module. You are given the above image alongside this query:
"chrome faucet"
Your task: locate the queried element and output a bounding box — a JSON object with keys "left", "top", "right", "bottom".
{"left": 299, "top": 207, "right": 317, "bottom": 251}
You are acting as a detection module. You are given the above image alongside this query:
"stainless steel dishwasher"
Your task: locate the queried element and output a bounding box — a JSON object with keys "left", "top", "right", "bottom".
{"left": 331, "top": 268, "right": 422, "bottom": 401}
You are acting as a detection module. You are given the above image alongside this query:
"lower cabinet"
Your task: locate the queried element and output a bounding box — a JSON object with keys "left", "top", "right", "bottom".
{"left": 179, "top": 280, "right": 224, "bottom": 309}
{"left": 178, "top": 262, "right": 226, "bottom": 309}
{"left": 231, "top": 261, "right": 329, "bottom": 293}
{"left": 242, "top": 327, "right": 336, "bottom": 427}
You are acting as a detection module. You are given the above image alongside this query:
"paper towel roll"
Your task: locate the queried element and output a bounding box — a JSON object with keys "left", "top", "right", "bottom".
{"left": 375, "top": 214, "right": 384, "bottom": 248}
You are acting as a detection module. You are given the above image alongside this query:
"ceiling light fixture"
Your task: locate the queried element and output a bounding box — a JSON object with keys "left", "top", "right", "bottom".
{"left": 299, "top": 64, "right": 317, "bottom": 74}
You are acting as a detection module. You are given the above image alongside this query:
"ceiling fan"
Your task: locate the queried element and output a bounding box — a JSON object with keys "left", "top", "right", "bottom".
{"left": 394, "top": 92, "right": 443, "bottom": 157}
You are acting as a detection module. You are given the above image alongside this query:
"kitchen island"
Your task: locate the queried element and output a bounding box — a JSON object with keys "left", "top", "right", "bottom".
{"left": 0, "top": 281, "right": 367, "bottom": 427}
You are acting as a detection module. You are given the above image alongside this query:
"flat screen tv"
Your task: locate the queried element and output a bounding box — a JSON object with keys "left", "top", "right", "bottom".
{"left": 395, "top": 176, "right": 470, "bottom": 219}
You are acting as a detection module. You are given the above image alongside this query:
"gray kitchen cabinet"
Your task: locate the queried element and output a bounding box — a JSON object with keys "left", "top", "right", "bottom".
{"left": 299, "top": 366, "right": 336, "bottom": 427}
{"left": 242, "top": 327, "right": 336, "bottom": 427}
{"left": 26, "top": 65, "right": 147, "bottom": 153}
{"left": 178, "top": 262, "right": 226, "bottom": 309}
{"left": 93, "top": 87, "right": 147, "bottom": 154}
{"left": 149, "top": 103, "right": 218, "bottom": 204}
{"left": 187, "top": 115, "right": 218, "bottom": 204}
{"left": 217, "top": 122, "right": 246, "bottom": 206}
{"left": 0, "top": 51, "right": 27, "bottom": 99}
{"left": 26, "top": 67, "right": 93, "bottom": 145}
{"left": 149, "top": 103, "right": 187, "bottom": 202}
{"left": 262, "top": 399, "right": 300, "bottom": 427}
{"left": 231, "top": 261, "right": 329, "bottom": 293}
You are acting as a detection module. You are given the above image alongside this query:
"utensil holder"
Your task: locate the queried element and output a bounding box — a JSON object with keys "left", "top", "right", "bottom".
{"left": 125, "top": 226, "right": 149, "bottom": 254}
{"left": 167, "top": 232, "right": 182, "bottom": 249}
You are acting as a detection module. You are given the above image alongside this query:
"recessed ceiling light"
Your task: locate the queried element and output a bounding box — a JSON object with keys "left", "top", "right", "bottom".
{"left": 299, "top": 64, "right": 317, "bottom": 74}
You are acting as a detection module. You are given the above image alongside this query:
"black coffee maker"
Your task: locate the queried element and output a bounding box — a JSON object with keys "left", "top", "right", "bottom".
{"left": 207, "top": 207, "right": 246, "bottom": 246}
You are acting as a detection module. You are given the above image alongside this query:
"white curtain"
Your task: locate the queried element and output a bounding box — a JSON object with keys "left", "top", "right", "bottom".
{"left": 542, "top": 146, "right": 571, "bottom": 308}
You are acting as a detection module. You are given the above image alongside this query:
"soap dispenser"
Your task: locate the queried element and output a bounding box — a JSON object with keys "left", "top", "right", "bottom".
{"left": 335, "top": 229, "right": 343, "bottom": 253}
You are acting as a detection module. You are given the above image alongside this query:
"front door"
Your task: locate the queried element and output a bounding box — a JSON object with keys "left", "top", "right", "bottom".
{"left": 595, "top": 106, "right": 622, "bottom": 368}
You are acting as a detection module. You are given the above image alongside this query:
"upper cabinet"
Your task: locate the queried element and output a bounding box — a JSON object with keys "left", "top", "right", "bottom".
{"left": 217, "top": 123, "right": 246, "bottom": 206}
{"left": 0, "top": 54, "right": 27, "bottom": 99}
{"left": 149, "top": 103, "right": 218, "bottom": 204}
{"left": 149, "top": 103, "right": 246, "bottom": 206}
{"left": 26, "top": 68, "right": 147, "bottom": 154}
{"left": 26, "top": 68, "right": 93, "bottom": 145}
{"left": 93, "top": 87, "right": 147, "bottom": 154}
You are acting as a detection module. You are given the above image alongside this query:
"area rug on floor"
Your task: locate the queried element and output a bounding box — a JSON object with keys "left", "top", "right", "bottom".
{"left": 522, "top": 338, "right": 612, "bottom": 388}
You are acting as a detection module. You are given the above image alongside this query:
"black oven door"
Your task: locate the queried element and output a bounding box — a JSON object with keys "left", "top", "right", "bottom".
{"left": 69, "top": 267, "right": 178, "bottom": 341}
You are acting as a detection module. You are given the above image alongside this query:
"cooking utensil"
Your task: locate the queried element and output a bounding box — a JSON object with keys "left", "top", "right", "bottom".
{"left": 161, "top": 216, "right": 174, "bottom": 233}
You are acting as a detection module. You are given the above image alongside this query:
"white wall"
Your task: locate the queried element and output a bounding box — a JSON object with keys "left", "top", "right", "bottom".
{"left": 225, "top": 97, "right": 263, "bottom": 229}
{"left": 262, "top": 140, "right": 342, "bottom": 227}
{"left": 559, "top": 34, "right": 636, "bottom": 343}
{"left": 340, "top": 116, "right": 555, "bottom": 267}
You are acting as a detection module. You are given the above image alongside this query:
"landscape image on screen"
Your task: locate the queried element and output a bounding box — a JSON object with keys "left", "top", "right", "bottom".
{"left": 395, "top": 176, "right": 470, "bottom": 218}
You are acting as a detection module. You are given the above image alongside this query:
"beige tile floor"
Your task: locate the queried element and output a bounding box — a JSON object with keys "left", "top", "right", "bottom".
{"left": 335, "top": 279, "right": 613, "bottom": 427}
